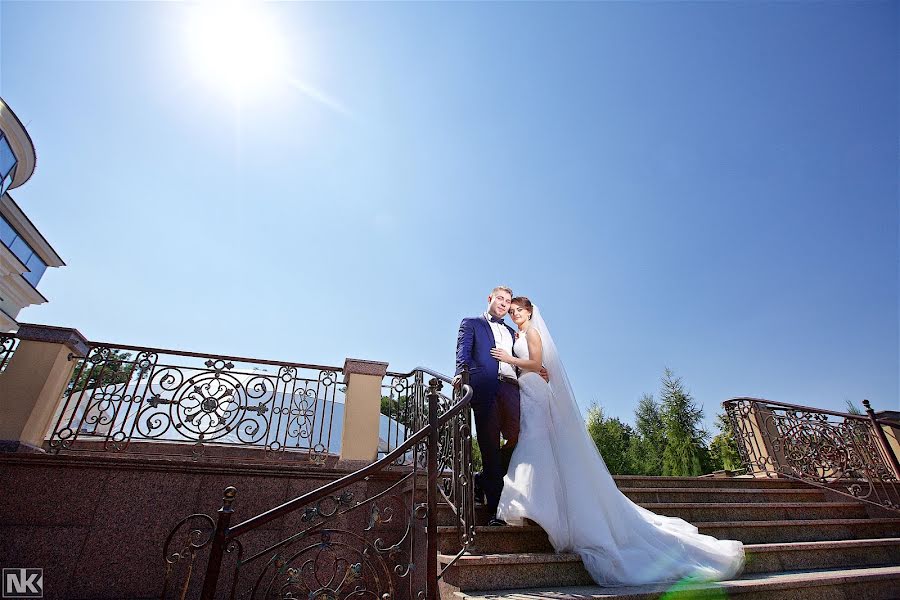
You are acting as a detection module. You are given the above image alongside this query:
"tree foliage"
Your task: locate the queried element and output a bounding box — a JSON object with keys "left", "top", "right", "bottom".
{"left": 628, "top": 393, "right": 666, "bottom": 475}
{"left": 69, "top": 349, "right": 135, "bottom": 392}
{"left": 659, "top": 368, "right": 708, "bottom": 476}
{"left": 586, "top": 404, "right": 636, "bottom": 475}
{"left": 709, "top": 412, "right": 742, "bottom": 472}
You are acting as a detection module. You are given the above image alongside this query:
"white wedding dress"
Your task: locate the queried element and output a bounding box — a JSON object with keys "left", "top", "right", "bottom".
{"left": 497, "top": 307, "right": 745, "bottom": 586}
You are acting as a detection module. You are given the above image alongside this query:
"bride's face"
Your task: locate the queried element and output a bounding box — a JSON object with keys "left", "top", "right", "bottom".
{"left": 509, "top": 304, "right": 532, "bottom": 326}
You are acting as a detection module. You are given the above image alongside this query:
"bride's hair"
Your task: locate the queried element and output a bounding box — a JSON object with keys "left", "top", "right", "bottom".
{"left": 510, "top": 296, "right": 534, "bottom": 318}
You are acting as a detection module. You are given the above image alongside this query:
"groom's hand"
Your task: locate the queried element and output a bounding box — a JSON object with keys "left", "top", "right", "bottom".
{"left": 540, "top": 366, "right": 550, "bottom": 383}
{"left": 452, "top": 374, "right": 462, "bottom": 391}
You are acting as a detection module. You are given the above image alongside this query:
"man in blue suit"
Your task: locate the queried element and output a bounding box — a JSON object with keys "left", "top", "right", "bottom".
{"left": 454, "top": 285, "right": 521, "bottom": 526}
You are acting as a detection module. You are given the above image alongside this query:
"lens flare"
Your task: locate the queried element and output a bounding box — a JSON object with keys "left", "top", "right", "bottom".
{"left": 186, "top": 1, "right": 288, "bottom": 102}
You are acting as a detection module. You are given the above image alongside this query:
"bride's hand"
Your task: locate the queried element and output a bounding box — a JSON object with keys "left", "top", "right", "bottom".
{"left": 490, "top": 348, "right": 512, "bottom": 363}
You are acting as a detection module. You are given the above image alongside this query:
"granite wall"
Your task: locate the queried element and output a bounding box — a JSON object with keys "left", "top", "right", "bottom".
{"left": 0, "top": 453, "right": 423, "bottom": 600}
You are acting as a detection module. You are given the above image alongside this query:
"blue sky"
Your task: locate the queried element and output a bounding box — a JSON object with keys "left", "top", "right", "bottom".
{"left": 1, "top": 1, "right": 897, "bottom": 432}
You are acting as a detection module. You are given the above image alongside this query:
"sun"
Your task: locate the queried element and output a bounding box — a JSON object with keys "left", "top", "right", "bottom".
{"left": 185, "top": 1, "right": 288, "bottom": 103}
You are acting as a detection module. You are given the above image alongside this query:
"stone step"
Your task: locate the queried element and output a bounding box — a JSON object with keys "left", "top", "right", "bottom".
{"left": 697, "top": 518, "right": 900, "bottom": 544}
{"left": 445, "top": 565, "right": 900, "bottom": 599}
{"left": 611, "top": 476, "right": 813, "bottom": 489}
{"left": 439, "top": 552, "right": 592, "bottom": 591}
{"left": 440, "top": 525, "right": 552, "bottom": 554}
{"left": 743, "top": 537, "right": 900, "bottom": 575}
{"left": 438, "top": 518, "right": 900, "bottom": 554}
{"left": 439, "top": 542, "right": 900, "bottom": 594}
{"left": 437, "top": 500, "right": 860, "bottom": 527}
{"left": 642, "top": 501, "right": 868, "bottom": 522}
{"left": 621, "top": 487, "right": 826, "bottom": 504}
{"left": 437, "top": 505, "right": 493, "bottom": 527}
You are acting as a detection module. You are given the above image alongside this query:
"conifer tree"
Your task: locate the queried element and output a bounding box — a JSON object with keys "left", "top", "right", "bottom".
{"left": 659, "top": 368, "right": 708, "bottom": 476}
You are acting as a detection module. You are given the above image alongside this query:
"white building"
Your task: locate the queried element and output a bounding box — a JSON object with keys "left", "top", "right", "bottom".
{"left": 0, "top": 97, "right": 65, "bottom": 331}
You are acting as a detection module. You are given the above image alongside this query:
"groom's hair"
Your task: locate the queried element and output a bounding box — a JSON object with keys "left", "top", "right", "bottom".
{"left": 491, "top": 285, "right": 513, "bottom": 298}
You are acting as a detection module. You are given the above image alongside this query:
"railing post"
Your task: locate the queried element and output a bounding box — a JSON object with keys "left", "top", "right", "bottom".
{"left": 340, "top": 358, "right": 389, "bottom": 461}
{"left": 426, "top": 377, "right": 440, "bottom": 600}
{"left": 863, "top": 399, "right": 900, "bottom": 480}
{"left": 200, "top": 486, "right": 237, "bottom": 600}
{"left": 0, "top": 324, "right": 89, "bottom": 452}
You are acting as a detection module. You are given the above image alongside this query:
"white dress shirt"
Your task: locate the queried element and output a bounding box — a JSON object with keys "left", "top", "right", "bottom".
{"left": 484, "top": 312, "right": 517, "bottom": 379}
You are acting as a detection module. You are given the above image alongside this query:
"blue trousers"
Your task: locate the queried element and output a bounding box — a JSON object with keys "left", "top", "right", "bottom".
{"left": 472, "top": 380, "right": 521, "bottom": 516}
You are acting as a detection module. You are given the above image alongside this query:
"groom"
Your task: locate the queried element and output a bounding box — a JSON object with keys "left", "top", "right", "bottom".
{"left": 454, "top": 285, "right": 521, "bottom": 526}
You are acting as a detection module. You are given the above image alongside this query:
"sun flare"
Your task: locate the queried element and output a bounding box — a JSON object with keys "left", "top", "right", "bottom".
{"left": 186, "top": 1, "right": 288, "bottom": 102}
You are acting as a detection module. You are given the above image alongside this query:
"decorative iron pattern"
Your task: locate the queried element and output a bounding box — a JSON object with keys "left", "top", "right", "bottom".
{"left": 378, "top": 371, "right": 424, "bottom": 459}
{"left": 160, "top": 368, "right": 475, "bottom": 600}
{"left": 724, "top": 397, "right": 900, "bottom": 513}
{"left": 431, "top": 375, "right": 476, "bottom": 574}
{"left": 0, "top": 332, "right": 17, "bottom": 372}
{"left": 47, "top": 342, "right": 344, "bottom": 462}
{"left": 227, "top": 469, "right": 424, "bottom": 600}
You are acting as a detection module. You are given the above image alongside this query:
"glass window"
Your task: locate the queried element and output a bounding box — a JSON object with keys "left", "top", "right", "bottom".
{"left": 0, "top": 135, "right": 16, "bottom": 181}
{"left": 0, "top": 215, "right": 15, "bottom": 246}
{"left": 23, "top": 253, "right": 47, "bottom": 287}
{"left": 9, "top": 235, "right": 33, "bottom": 266}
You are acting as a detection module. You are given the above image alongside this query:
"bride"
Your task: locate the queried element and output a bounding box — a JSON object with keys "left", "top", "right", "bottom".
{"left": 489, "top": 296, "right": 745, "bottom": 586}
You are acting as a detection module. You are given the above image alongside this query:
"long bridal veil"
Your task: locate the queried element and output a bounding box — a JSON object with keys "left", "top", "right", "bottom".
{"left": 530, "top": 306, "right": 745, "bottom": 586}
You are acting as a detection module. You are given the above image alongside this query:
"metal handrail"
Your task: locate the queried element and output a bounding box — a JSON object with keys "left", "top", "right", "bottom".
{"left": 725, "top": 396, "right": 892, "bottom": 424}
{"left": 387, "top": 366, "right": 454, "bottom": 383}
{"left": 47, "top": 339, "right": 346, "bottom": 461}
{"left": 227, "top": 413, "right": 440, "bottom": 537}
{"left": 82, "top": 339, "right": 342, "bottom": 372}
{"left": 724, "top": 396, "right": 900, "bottom": 513}
{"left": 172, "top": 375, "right": 475, "bottom": 600}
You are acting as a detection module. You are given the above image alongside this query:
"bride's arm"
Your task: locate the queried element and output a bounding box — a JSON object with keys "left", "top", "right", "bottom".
{"left": 490, "top": 329, "right": 543, "bottom": 372}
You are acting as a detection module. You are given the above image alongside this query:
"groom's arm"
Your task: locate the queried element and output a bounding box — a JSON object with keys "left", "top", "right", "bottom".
{"left": 455, "top": 318, "right": 475, "bottom": 378}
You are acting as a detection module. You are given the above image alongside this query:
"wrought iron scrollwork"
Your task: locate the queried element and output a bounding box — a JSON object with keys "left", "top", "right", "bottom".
{"left": 0, "top": 332, "right": 17, "bottom": 372}
{"left": 160, "top": 367, "right": 476, "bottom": 600}
{"left": 47, "top": 342, "right": 344, "bottom": 462}
{"left": 724, "top": 397, "right": 900, "bottom": 513}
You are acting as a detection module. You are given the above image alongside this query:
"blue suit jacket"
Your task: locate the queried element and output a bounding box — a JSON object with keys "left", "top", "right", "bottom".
{"left": 455, "top": 315, "right": 517, "bottom": 407}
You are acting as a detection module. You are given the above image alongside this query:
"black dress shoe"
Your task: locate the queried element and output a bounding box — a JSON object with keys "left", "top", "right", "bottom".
{"left": 488, "top": 518, "right": 507, "bottom": 527}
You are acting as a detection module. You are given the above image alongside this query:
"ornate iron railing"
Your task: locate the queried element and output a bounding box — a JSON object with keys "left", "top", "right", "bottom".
{"left": 378, "top": 370, "right": 431, "bottom": 459}
{"left": 724, "top": 397, "right": 900, "bottom": 513}
{"left": 160, "top": 369, "right": 474, "bottom": 600}
{"left": 0, "top": 331, "right": 17, "bottom": 372}
{"left": 46, "top": 341, "right": 344, "bottom": 462}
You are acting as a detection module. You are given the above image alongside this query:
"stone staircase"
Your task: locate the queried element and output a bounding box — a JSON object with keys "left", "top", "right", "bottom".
{"left": 437, "top": 476, "right": 900, "bottom": 599}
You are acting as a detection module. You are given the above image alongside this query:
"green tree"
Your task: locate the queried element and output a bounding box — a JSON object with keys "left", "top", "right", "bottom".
{"left": 69, "top": 349, "right": 135, "bottom": 392}
{"left": 845, "top": 399, "right": 864, "bottom": 416}
{"left": 586, "top": 404, "right": 636, "bottom": 475}
{"left": 709, "top": 412, "right": 742, "bottom": 472}
{"left": 659, "top": 368, "right": 708, "bottom": 476}
{"left": 380, "top": 395, "right": 413, "bottom": 427}
{"left": 471, "top": 436, "right": 483, "bottom": 472}
{"left": 628, "top": 393, "right": 666, "bottom": 475}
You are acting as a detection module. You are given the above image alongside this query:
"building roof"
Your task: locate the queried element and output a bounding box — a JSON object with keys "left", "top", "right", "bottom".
{"left": 0, "top": 97, "right": 37, "bottom": 190}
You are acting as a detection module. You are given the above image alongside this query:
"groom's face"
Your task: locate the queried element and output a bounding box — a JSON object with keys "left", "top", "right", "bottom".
{"left": 487, "top": 291, "right": 512, "bottom": 318}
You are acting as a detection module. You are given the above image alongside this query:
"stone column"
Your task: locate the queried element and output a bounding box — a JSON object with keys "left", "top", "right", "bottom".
{"left": 873, "top": 409, "right": 900, "bottom": 480}
{"left": 741, "top": 401, "right": 788, "bottom": 478}
{"left": 339, "top": 358, "right": 389, "bottom": 462}
{"left": 0, "top": 324, "right": 89, "bottom": 452}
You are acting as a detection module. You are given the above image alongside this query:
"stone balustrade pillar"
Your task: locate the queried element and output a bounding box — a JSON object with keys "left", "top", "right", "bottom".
{"left": 339, "top": 358, "right": 389, "bottom": 462}
{"left": 0, "top": 324, "right": 89, "bottom": 452}
{"left": 741, "top": 401, "right": 788, "bottom": 478}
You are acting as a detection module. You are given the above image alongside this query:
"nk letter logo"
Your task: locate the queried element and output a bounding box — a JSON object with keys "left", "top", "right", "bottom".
{"left": 2, "top": 569, "right": 43, "bottom": 598}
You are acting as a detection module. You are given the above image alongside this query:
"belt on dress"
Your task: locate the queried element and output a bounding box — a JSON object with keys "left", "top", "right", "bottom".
{"left": 498, "top": 375, "right": 519, "bottom": 387}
